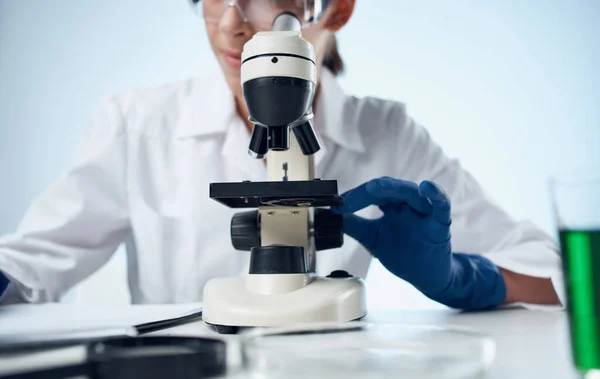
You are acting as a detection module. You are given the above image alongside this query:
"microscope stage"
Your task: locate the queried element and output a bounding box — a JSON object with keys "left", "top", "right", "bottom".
{"left": 209, "top": 180, "right": 343, "bottom": 208}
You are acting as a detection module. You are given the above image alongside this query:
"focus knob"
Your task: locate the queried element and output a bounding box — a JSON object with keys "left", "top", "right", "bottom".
{"left": 231, "top": 211, "right": 260, "bottom": 251}
{"left": 314, "top": 208, "right": 343, "bottom": 251}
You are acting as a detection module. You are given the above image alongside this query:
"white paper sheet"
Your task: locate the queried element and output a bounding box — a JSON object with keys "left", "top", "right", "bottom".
{"left": 0, "top": 303, "right": 203, "bottom": 343}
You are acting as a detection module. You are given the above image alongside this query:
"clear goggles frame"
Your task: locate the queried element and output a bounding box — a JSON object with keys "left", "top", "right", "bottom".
{"left": 187, "top": 0, "right": 331, "bottom": 30}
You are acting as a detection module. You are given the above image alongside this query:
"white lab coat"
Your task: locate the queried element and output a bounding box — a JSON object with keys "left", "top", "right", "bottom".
{"left": 0, "top": 68, "right": 564, "bottom": 306}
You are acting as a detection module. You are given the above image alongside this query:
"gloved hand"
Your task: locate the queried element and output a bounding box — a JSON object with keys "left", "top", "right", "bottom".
{"left": 332, "top": 176, "right": 506, "bottom": 310}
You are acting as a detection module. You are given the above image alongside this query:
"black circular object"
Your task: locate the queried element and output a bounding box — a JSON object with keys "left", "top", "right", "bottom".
{"left": 326, "top": 270, "right": 353, "bottom": 279}
{"left": 293, "top": 120, "right": 321, "bottom": 155}
{"left": 2, "top": 336, "right": 227, "bottom": 379}
{"left": 231, "top": 211, "right": 260, "bottom": 251}
{"left": 271, "top": 57, "right": 278, "bottom": 63}
{"left": 314, "top": 208, "right": 344, "bottom": 251}
{"left": 243, "top": 76, "right": 314, "bottom": 127}
{"left": 91, "top": 337, "right": 226, "bottom": 379}
{"left": 249, "top": 246, "right": 306, "bottom": 274}
{"left": 268, "top": 125, "right": 290, "bottom": 151}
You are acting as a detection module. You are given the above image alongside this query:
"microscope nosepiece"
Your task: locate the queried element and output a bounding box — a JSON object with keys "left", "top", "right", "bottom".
{"left": 241, "top": 12, "right": 318, "bottom": 157}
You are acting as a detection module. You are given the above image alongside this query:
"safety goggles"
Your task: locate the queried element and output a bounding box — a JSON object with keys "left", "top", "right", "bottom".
{"left": 188, "top": 0, "right": 332, "bottom": 30}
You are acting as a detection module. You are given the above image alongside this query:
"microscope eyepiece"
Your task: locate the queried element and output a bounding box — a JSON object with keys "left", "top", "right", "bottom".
{"left": 271, "top": 12, "right": 302, "bottom": 32}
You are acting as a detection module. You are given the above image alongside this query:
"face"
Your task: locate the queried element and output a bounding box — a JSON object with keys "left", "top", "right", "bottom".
{"left": 203, "top": 0, "right": 341, "bottom": 109}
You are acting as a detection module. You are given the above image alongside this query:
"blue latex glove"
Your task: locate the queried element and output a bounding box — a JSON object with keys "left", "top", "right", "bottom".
{"left": 332, "top": 177, "right": 506, "bottom": 310}
{"left": 0, "top": 271, "right": 8, "bottom": 297}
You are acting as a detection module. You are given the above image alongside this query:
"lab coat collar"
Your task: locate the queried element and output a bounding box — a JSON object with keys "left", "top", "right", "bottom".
{"left": 175, "top": 74, "right": 236, "bottom": 138}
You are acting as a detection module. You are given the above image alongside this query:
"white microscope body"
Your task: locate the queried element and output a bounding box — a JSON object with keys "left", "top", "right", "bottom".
{"left": 202, "top": 13, "right": 367, "bottom": 333}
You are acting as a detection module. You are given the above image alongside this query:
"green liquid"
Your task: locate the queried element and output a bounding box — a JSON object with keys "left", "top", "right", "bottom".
{"left": 559, "top": 229, "right": 600, "bottom": 371}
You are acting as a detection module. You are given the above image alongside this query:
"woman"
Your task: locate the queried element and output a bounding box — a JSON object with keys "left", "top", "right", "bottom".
{"left": 0, "top": 0, "right": 561, "bottom": 308}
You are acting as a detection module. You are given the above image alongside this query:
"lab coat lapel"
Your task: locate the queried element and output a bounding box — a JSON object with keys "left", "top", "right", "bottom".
{"left": 221, "top": 117, "right": 266, "bottom": 181}
{"left": 176, "top": 75, "right": 233, "bottom": 138}
{"left": 176, "top": 68, "right": 365, "bottom": 181}
{"left": 175, "top": 73, "right": 266, "bottom": 181}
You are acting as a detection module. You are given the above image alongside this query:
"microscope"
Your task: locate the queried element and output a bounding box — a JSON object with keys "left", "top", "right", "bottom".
{"left": 203, "top": 12, "right": 367, "bottom": 334}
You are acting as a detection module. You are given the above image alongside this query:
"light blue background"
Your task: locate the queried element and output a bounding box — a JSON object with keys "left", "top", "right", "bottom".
{"left": 1, "top": 0, "right": 599, "bottom": 307}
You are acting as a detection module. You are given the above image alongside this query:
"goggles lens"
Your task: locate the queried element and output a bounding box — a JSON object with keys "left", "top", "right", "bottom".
{"left": 188, "top": 0, "right": 330, "bottom": 30}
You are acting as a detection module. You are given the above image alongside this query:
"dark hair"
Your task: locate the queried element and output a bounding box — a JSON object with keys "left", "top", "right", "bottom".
{"left": 323, "top": 35, "right": 344, "bottom": 76}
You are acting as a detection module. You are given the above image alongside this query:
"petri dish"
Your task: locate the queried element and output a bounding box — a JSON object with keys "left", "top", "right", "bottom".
{"left": 240, "top": 322, "right": 495, "bottom": 379}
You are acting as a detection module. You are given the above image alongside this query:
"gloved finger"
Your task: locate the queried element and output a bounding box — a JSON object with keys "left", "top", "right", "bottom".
{"left": 419, "top": 180, "right": 451, "bottom": 225}
{"left": 342, "top": 214, "right": 381, "bottom": 252}
{"left": 366, "top": 177, "right": 433, "bottom": 216}
{"left": 399, "top": 199, "right": 450, "bottom": 243}
{"left": 331, "top": 181, "right": 390, "bottom": 214}
{"left": 426, "top": 217, "right": 451, "bottom": 243}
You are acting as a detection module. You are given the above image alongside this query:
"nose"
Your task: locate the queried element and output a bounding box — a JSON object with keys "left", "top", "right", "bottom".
{"left": 219, "top": 1, "right": 251, "bottom": 37}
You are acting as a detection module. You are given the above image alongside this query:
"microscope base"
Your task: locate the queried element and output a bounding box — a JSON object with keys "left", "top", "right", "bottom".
{"left": 202, "top": 275, "right": 367, "bottom": 334}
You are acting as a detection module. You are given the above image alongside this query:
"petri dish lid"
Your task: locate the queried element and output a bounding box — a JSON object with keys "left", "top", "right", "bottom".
{"left": 240, "top": 322, "right": 495, "bottom": 379}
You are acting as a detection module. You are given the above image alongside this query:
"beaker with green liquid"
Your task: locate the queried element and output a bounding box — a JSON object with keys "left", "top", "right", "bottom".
{"left": 550, "top": 170, "right": 600, "bottom": 375}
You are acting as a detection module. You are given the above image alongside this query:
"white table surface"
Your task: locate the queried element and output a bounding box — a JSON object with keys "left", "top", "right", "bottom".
{"left": 149, "top": 308, "right": 585, "bottom": 379}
